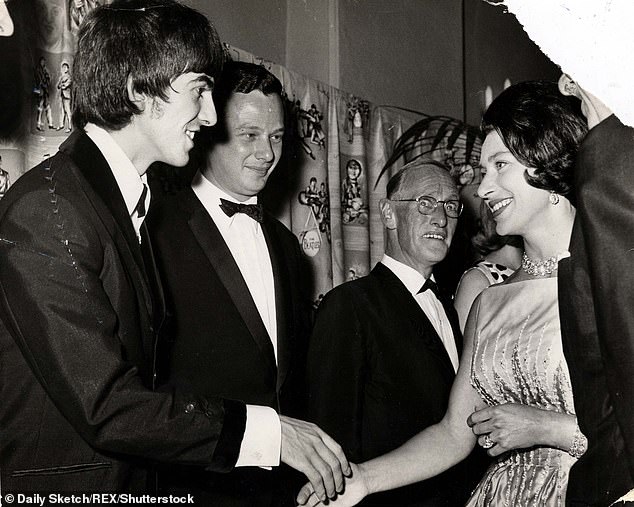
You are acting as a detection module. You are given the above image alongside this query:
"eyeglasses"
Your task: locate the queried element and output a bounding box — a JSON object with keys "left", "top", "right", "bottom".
{"left": 390, "top": 195, "right": 463, "bottom": 218}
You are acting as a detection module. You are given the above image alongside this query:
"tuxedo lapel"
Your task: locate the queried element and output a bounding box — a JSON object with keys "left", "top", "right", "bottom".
{"left": 182, "top": 190, "right": 277, "bottom": 374}
{"left": 60, "top": 132, "right": 143, "bottom": 269}
{"left": 59, "top": 131, "right": 155, "bottom": 351}
{"left": 140, "top": 222, "right": 166, "bottom": 342}
{"left": 436, "top": 285, "right": 463, "bottom": 356}
{"left": 372, "top": 263, "right": 456, "bottom": 375}
{"left": 261, "top": 216, "right": 292, "bottom": 391}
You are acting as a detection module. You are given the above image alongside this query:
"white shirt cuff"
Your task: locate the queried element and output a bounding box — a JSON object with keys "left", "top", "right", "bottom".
{"left": 234, "top": 404, "right": 281, "bottom": 468}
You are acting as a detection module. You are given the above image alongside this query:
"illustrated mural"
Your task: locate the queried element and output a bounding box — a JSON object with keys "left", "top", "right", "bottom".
{"left": 2, "top": 1, "right": 482, "bottom": 307}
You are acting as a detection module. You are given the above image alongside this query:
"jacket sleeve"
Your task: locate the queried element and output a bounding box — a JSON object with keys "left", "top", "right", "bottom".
{"left": 305, "top": 286, "right": 366, "bottom": 462}
{"left": 576, "top": 117, "right": 634, "bottom": 477}
{"left": 0, "top": 183, "right": 245, "bottom": 471}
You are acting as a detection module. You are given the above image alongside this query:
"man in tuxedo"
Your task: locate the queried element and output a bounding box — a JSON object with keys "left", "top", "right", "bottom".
{"left": 306, "top": 161, "right": 480, "bottom": 506}
{"left": 0, "top": 1, "right": 347, "bottom": 497}
{"left": 558, "top": 74, "right": 634, "bottom": 506}
{"left": 146, "top": 61, "right": 347, "bottom": 505}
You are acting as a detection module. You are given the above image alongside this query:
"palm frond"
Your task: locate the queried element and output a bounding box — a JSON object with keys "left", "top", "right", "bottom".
{"left": 375, "top": 115, "right": 484, "bottom": 188}
{"left": 429, "top": 119, "right": 454, "bottom": 153}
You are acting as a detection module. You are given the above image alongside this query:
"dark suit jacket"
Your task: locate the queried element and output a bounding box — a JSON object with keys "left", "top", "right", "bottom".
{"left": 559, "top": 114, "right": 634, "bottom": 506}
{"left": 145, "top": 187, "right": 309, "bottom": 506}
{"left": 306, "top": 262, "right": 479, "bottom": 506}
{"left": 0, "top": 131, "right": 246, "bottom": 493}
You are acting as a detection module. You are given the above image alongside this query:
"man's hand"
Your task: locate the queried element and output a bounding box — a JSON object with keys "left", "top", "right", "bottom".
{"left": 280, "top": 416, "right": 351, "bottom": 502}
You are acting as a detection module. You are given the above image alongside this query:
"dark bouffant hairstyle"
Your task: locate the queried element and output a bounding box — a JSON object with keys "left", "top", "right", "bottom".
{"left": 481, "top": 81, "right": 587, "bottom": 205}
{"left": 72, "top": 0, "right": 225, "bottom": 130}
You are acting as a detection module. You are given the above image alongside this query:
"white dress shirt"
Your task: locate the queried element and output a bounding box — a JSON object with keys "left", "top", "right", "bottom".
{"left": 84, "top": 123, "right": 150, "bottom": 243}
{"left": 191, "top": 171, "right": 278, "bottom": 359}
{"left": 192, "top": 170, "right": 281, "bottom": 467}
{"left": 381, "top": 254, "right": 460, "bottom": 372}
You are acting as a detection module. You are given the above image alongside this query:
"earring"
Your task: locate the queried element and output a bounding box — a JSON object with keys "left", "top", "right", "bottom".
{"left": 549, "top": 191, "right": 560, "bottom": 205}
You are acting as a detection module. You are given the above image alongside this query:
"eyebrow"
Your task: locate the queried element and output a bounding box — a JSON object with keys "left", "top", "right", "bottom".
{"left": 487, "top": 150, "right": 512, "bottom": 163}
{"left": 235, "top": 124, "right": 285, "bottom": 134}
{"left": 416, "top": 193, "right": 460, "bottom": 200}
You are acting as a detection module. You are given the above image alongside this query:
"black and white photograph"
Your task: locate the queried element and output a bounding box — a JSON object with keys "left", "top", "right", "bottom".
{"left": 1, "top": 1, "right": 633, "bottom": 506}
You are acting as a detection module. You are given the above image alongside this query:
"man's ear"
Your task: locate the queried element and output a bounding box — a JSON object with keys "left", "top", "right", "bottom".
{"left": 380, "top": 198, "right": 397, "bottom": 230}
{"left": 126, "top": 74, "right": 147, "bottom": 111}
{"left": 558, "top": 73, "right": 580, "bottom": 99}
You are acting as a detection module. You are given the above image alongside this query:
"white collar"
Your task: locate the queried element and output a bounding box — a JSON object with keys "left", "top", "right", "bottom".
{"left": 84, "top": 123, "right": 149, "bottom": 217}
{"left": 380, "top": 254, "right": 434, "bottom": 295}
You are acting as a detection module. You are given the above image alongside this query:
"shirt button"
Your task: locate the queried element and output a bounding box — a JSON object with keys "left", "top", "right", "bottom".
{"left": 185, "top": 402, "right": 196, "bottom": 414}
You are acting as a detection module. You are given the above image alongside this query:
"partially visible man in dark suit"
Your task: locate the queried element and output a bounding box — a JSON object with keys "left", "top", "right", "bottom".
{"left": 306, "top": 161, "right": 481, "bottom": 506}
{"left": 558, "top": 74, "right": 634, "bottom": 506}
{"left": 146, "top": 61, "right": 348, "bottom": 505}
{"left": 0, "top": 2, "right": 347, "bottom": 497}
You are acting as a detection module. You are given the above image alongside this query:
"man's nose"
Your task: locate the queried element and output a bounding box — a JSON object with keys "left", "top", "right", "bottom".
{"left": 255, "top": 138, "right": 274, "bottom": 162}
{"left": 429, "top": 203, "right": 448, "bottom": 227}
{"left": 198, "top": 93, "right": 217, "bottom": 127}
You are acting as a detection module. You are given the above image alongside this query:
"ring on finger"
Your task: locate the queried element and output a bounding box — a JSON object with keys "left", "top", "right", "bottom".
{"left": 481, "top": 434, "right": 495, "bottom": 449}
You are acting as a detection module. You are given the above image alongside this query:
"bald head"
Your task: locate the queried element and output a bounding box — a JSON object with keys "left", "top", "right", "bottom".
{"left": 386, "top": 161, "right": 457, "bottom": 200}
{"left": 381, "top": 161, "right": 459, "bottom": 277}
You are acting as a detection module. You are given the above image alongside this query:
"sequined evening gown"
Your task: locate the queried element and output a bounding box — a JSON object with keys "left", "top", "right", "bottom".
{"left": 466, "top": 278, "right": 578, "bottom": 506}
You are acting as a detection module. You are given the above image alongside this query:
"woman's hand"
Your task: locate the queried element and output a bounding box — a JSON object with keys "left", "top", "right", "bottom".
{"left": 297, "top": 463, "right": 369, "bottom": 507}
{"left": 467, "top": 403, "right": 572, "bottom": 457}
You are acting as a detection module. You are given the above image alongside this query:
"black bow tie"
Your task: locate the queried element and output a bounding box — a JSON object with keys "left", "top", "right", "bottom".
{"left": 418, "top": 278, "right": 440, "bottom": 298}
{"left": 219, "top": 198, "right": 264, "bottom": 223}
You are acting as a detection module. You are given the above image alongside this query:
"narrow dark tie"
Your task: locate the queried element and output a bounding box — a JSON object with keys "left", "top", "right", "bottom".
{"left": 219, "top": 198, "right": 264, "bottom": 223}
{"left": 418, "top": 277, "right": 440, "bottom": 299}
{"left": 136, "top": 183, "right": 149, "bottom": 218}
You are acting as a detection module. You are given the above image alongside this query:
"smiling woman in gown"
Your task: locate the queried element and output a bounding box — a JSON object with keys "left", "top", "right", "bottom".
{"left": 297, "top": 81, "right": 589, "bottom": 507}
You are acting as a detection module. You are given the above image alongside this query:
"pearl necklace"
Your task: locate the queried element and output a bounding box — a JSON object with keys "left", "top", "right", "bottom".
{"left": 521, "top": 251, "right": 561, "bottom": 277}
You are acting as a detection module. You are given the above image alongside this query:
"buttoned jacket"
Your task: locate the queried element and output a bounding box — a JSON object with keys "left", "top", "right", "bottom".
{"left": 0, "top": 131, "right": 246, "bottom": 493}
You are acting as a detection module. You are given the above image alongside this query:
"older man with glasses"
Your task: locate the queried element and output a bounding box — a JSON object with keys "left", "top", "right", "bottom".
{"left": 305, "top": 160, "right": 484, "bottom": 507}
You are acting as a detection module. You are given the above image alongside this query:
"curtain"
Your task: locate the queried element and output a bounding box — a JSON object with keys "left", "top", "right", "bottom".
{"left": 1, "top": 0, "right": 113, "bottom": 189}
{"left": 0, "top": 0, "right": 481, "bottom": 305}
{"left": 230, "top": 46, "right": 483, "bottom": 305}
{"left": 227, "top": 46, "right": 436, "bottom": 306}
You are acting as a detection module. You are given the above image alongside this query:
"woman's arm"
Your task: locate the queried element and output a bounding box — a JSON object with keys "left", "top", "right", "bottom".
{"left": 297, "top": 295, "right": 489, "bottom": 506}
{"left": 454, "top": 267, "right": 490, "bottom": 333}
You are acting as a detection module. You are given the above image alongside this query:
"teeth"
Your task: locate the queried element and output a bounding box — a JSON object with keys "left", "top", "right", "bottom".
{"left": 423, "top": 233, "right": 444, "bottom": 240}
{"left": 490, "top": 198, "right": 512, "bottom": 213}
{"left": 186, "top": 131, "right": 195, "bottom": 140}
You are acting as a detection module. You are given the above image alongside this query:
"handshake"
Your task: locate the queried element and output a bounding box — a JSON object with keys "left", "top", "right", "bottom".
{"left": 281, "top": 416, "right": 367, "bottom": 507}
